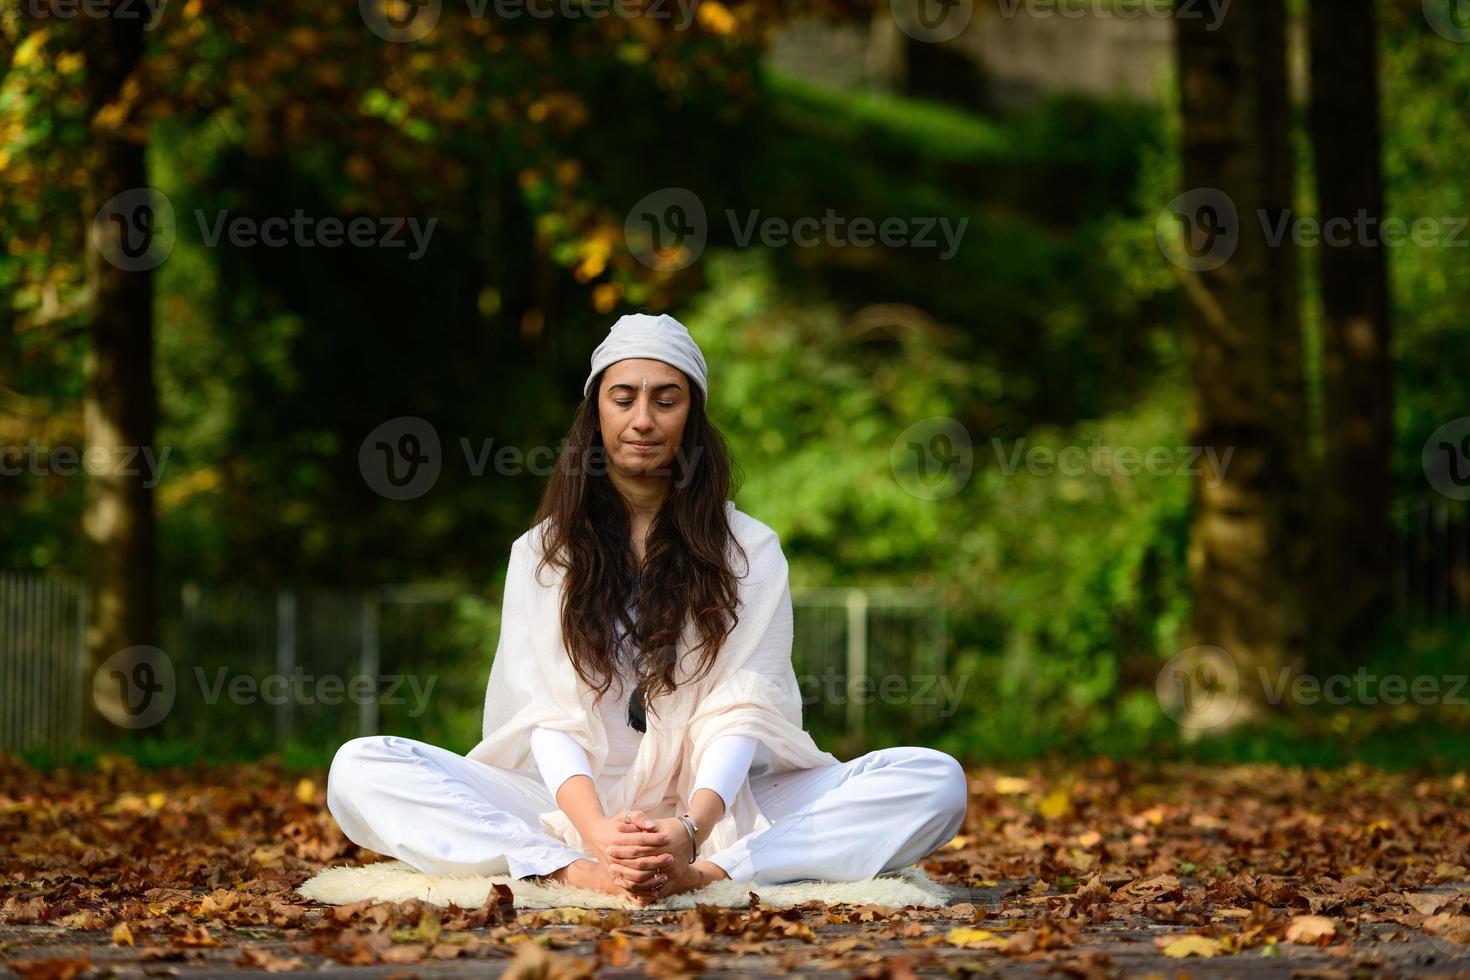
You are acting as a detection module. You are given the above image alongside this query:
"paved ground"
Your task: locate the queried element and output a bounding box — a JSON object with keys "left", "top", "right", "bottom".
{"left": 4, "top": 757, "right": 1470, "bottom": 976}
{"left": 4, "top": 877, "right": 1469, "bottom": 977}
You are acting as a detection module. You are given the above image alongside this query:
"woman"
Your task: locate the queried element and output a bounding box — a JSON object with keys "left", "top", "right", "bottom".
{"left": 327, "top": 312, "right": 969, "bottom": 905}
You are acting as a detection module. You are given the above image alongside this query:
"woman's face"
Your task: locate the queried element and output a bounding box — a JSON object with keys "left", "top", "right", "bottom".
{"left": 597, "top": 358, "right": 691, "bottom": 478}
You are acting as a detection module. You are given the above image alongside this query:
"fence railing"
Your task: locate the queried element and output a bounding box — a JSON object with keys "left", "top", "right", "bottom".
{"left": 0, "top": 574, "right": 946, "bottom": 759}
{"left": 0, "top": 573, "right": 88, "bottom": 757}
{"left": 1392, "top": 495, "right": 1470, "bottom": 620}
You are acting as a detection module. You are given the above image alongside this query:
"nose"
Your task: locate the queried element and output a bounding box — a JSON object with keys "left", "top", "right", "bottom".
{"left": 631, "top": 395, "right": 656, "bottom": 431}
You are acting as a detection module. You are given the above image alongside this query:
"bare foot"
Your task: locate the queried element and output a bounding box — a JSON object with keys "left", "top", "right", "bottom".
{"left": 639, "top": 859, "right": 730, "bottom": 902}
{"left": 539, "top": 858, "right": 729, "bottom": 906}
{"left": 544, "top": 859, "right": 636, "bottom": 901}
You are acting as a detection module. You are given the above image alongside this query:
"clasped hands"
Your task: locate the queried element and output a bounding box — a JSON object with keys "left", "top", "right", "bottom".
{"left": 586, "top": 809, "right": 697, "bottom": 906}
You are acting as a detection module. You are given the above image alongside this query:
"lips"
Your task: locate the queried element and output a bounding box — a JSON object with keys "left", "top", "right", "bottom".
{"left": 627, "top": 441, "right": 660, "bottom": 448}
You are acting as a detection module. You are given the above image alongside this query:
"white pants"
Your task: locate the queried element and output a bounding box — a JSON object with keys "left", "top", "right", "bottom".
{"left": 327, "top": 734, "right": 969, "bottom": 885}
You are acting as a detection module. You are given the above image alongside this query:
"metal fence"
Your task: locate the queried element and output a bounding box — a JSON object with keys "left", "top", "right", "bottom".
{"left": 1392, "top": 495, "right": 1470, "bottom": 619}
{"left": 0, "top": 573, "right": 88, "bottom": 756}
{"left": 0, "top": 574, "right": 946, "bottom": 758}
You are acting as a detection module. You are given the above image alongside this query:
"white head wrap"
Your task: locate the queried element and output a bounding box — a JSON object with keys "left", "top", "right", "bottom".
{"left": 583, "top": 313, "right": 708, "bottom": 403}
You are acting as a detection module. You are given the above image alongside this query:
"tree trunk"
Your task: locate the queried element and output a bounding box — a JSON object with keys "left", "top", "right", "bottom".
{"left": 1174, "top": 0, "right": 1312, "bottom": 725}
{"left": 1308, "top": 0, "right": 1392, "bottom": 653}
{"left": 83, "top": 7, "right": 159, "bottom": 738}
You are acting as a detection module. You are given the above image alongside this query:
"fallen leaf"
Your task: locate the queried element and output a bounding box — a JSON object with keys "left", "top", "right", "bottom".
{"left": 946, "top": 927, "right": 1006, "bottom": 948}
{"left": 234, "top": 947, "right": 305, "bottom": 972}
{"left": 1284, "top": 915, "right": 1338, "bottom": 945}
{"left": 1158, "top": 935, "right": 1226, "bottom": 958}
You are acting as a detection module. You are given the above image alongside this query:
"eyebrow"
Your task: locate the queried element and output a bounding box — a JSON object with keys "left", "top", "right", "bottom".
{"left": 607, "top": 382, "right": 684, "bottom": 395}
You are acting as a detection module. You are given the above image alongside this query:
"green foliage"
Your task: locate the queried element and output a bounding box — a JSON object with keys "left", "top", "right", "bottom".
{"left": 5, "top": 2, "right": 1467, "bottom": 773}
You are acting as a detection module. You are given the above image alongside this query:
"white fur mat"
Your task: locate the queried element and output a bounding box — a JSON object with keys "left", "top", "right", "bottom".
{"left": 297, "top": 859, "right": 954, "bottom": 910}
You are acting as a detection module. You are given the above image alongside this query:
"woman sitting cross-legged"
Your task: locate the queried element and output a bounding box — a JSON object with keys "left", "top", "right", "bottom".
{"left": 326, "top": 312, "right": 969, "bottom": 905}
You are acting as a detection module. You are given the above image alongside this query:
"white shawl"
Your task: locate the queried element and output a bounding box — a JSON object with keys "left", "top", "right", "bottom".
{"left": 466, "top": 501, "right": 840, "bottom": 858}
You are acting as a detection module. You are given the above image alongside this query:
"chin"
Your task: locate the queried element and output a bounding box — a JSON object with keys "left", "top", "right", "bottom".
{"left": 626, "top": 452, "right": 672, "bottom": 472}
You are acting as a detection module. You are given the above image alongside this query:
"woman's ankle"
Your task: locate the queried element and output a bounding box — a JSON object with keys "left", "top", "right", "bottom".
{"left": 542, "top": 858, "right": 593, "bottom": 884}
{"left": 692, "top": 860, "right": 730, "bottom": 885}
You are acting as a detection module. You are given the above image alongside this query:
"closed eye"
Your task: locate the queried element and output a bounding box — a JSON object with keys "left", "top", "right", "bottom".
{"left": 615, "top": 400, "right": 675, "bottom": 408}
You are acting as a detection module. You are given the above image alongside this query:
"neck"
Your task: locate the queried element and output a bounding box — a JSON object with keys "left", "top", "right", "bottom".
{"left": 610, "top": 471, "right": 669, "bottom": 525}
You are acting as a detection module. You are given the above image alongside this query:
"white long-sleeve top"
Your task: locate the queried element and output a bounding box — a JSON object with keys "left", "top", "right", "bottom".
{"left": 530, "top": 602, "right": 760, "bottom": 808}
{"left": 469, "top": 502, "right": 841, "bottom": 859}
{"left": 531, "top": 727, "right": 759, "bottom": 809}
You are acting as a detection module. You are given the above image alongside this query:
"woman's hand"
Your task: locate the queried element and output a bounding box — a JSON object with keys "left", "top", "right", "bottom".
{"left": 585, "top": 810, "right": 677, "bottom": 897}
{"left": 605, "top": 814, "right": 699, "bottom": 905}
{"left": 620, "top": 859, "right": 729, "bottom": 906}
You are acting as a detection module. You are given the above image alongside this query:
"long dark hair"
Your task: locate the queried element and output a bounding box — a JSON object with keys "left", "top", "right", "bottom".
{"left": 530, "top": 368, "right": 748, "bottom": 730}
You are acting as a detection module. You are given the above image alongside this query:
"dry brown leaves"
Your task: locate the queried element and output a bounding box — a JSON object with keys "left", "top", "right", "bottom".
{"left": 1, "top": 752, "right": 1467, "bottom": 973}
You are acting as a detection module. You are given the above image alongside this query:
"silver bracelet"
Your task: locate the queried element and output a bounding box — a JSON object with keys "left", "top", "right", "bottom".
{"left": 676, "top": 813, "right": 699, "bottom": 862}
